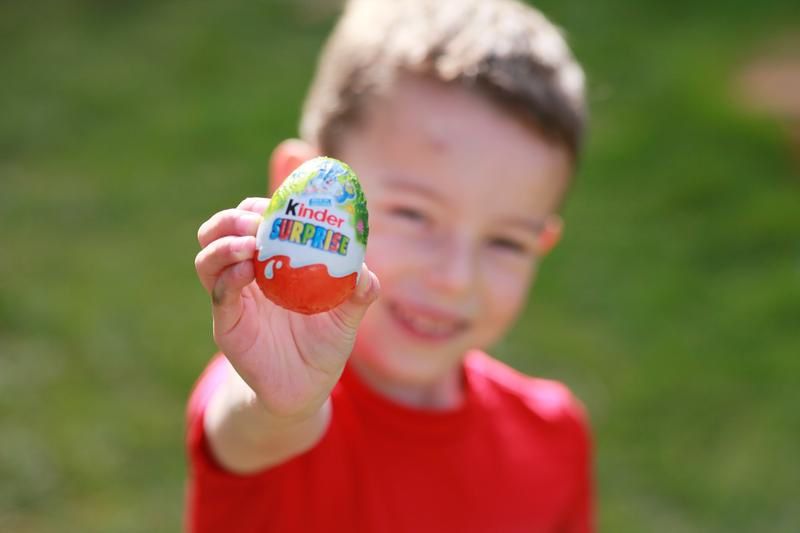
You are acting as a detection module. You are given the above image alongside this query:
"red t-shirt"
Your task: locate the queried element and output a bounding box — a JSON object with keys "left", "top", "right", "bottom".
{"left": 186, "top": 351, "right": 593, "bottom": 533}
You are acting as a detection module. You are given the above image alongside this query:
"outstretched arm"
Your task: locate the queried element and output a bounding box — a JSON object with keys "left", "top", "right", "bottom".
{"left": 194, "top": 197, "right": 379, "bottom": 473}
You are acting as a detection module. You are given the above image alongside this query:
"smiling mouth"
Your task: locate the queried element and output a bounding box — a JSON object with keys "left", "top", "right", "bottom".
{"left": 387, "top": 301, "right": 470, "bottom": 342}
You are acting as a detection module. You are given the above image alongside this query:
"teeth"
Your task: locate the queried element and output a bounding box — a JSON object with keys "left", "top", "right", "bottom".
{"left": 393, "top": 304, "right": 461, "bottom": 337}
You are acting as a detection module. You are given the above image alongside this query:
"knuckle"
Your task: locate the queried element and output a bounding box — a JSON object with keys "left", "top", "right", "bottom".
{"left": 196, "top": 238, "right": 223, "bottom": 266}
{"left": 194, "top": 246, "right": 214, "bottom": 271}
{"left": 223, "top": 236, "right": 238, "bottom": 254}
{"left": 211, "top": 209, "right": 231, "bottom": 227}
{"left": 198, "top": 209, "right": 240, "bottom": 246}
{"left": 207, "top": 236, "right": 231, "bottom": 259}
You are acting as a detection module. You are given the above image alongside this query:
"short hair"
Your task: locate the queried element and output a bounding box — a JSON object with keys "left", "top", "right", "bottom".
{"left": 300, "top": 0, "right": 587, "bottom": 160}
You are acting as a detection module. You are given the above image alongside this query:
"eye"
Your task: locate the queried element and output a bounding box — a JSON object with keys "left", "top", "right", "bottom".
{"left": 488, "top": 237, "right": 529, "bottom": 255}
{"left": 389, "top": 206, "right": 429, "bottom": 224}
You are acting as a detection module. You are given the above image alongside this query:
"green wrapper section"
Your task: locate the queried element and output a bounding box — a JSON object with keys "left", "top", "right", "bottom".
{"left": 265, "top": 156, "right": 369, "bottom": 246}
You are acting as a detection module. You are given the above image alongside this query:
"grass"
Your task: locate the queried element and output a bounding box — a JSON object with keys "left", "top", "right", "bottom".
{"left": 1, "top": 1, "right": 798, "bottom": 531}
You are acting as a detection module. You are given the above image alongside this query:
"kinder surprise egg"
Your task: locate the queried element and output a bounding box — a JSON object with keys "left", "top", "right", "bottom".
{"left": 254, "top": 157, "right": 369, "bottom": 314}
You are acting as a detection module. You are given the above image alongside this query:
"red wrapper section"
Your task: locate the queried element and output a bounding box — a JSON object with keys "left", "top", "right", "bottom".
{"left": 254, "top": 255, "right": 358, "bottom": 314}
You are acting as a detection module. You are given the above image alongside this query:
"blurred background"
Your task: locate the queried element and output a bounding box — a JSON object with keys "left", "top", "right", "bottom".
{"left": 1, "top": 0, "right": 798, "bottom": 531}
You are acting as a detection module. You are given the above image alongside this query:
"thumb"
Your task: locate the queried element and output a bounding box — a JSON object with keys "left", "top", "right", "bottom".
{"left": 330, "top": 264, "right": 380, "bottom": 331}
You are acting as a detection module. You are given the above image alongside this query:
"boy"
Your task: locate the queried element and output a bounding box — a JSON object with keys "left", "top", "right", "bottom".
{"left": 189, "top": 0, "right": 591, "bottom": 531}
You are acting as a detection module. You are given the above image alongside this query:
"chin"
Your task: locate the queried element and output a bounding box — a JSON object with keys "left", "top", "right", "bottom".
{"left": 353, "top": 302, "right": 470, "bottom": 386}
{"left": 359, "top": 346, "right": 453, "bottom": 386}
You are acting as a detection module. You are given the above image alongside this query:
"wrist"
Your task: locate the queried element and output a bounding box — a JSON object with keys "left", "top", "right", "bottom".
{"left": 223, "top": 363, "right": 330, "bottom": 430}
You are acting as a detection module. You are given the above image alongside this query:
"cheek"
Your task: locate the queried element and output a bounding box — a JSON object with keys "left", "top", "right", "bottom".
{"left": 364, "top": 222, "right": 425, "bottom": 280}
{"left": 364, "top": 234, "right": 396, "bottom": 273}
{"left": 481, "top": 261, "right": 537, "bottom": 332}
{"left": 355, "top": 303, "right": 384, "bottom": 346}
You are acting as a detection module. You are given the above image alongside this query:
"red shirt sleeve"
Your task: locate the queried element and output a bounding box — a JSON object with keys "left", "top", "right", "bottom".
{"left": 560, "top": 396, "right": 594, "bottom": 533}
{"left": 185, "top": 355, "right": 228, "bottom": 476}
{"left": 184, "top": 355, "right": 267, "bottom": 533}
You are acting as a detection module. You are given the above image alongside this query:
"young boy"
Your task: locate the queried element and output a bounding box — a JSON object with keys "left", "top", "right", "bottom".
{"left": 189, "top": 0, "right": 591, "bottom": 531}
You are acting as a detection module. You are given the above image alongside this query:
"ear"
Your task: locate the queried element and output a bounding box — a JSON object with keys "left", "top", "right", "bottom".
{"left": 535, "top": 215, "right": 563, "bottom": 257}
{"left": 268, "top": 139, "right": 319, "bottom": 194}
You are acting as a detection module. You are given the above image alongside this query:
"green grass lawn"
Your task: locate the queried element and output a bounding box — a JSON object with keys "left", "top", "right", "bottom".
{"left": 1, "top": 1, "right": 798, "bottom": 531}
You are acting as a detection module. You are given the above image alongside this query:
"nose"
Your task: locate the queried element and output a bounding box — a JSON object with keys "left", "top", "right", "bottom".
{"left": 425, "top": 234, "right": 477, "bottom": 297}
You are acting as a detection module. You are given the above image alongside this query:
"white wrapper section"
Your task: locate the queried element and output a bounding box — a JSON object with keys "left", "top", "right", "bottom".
{"left": 256, "top": 194, "right": 364, "bottom": 279}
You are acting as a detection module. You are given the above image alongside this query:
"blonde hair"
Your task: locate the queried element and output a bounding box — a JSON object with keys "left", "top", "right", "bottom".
{"left": 301, "top": 0, "right": 586, "bottom": 158}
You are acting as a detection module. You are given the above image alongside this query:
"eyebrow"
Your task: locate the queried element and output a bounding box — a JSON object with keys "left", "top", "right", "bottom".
{"left": 381, "top": 178, "right": 447, "bottom": 204}
{"left": 496, "top": 216, "right": 547, "bottom": 234}
{"left": 382, "top": 176, "right": 547, "bottom": 233}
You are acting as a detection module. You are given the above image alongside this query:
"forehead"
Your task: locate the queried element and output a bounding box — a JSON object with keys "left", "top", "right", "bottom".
{"left": 339, "top": 75, "right": 572, "bottom": 217}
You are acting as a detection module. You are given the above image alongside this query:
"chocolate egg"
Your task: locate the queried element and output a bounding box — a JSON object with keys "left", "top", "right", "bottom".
{"left": 254, "top": 157, "right": 369, "bottom": 314}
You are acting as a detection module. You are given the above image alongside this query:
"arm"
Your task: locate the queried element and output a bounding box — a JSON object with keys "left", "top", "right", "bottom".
{"left": 194, "top": 197, "right": 379, "bottom": 473}
{"left": 203, "top": 363, "right": 332, "bottom": 473}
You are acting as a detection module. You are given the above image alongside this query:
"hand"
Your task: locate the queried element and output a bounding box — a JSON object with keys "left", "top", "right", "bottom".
{"left": 194, "top": 197, "right": 380, "bottom": 419}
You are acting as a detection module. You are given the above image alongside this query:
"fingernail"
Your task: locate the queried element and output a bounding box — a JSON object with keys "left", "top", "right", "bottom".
{"left": 362, "top": 273, "right": 373, "bottom": 298}
{"left": 362, "top": 273, "right": 379, "bottom": 302}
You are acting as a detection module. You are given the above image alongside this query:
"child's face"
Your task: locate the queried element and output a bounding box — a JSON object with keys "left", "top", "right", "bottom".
{"left": 336, "top": 75, "right": 572, "bottom": 385}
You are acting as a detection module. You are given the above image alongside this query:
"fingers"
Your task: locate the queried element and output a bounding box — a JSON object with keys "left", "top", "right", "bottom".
{"left": 351, "top": 264, "right": 381, "bottom": 305}
{"left": 330, "top": 264, "right": 381, "bottom": 331}
{"left": 198, "top": 208, "right": 263, "bottom": 248}
{"left": 195, "top": 235, "right": 257, "bottom": 294}
{"left": 211, "top": 260, "right": 255, "bottom": 306}
{"left": 211, "top": 259, "right": 257, "bottom": 336}
{"left": 195, "top": 234, "right": 258, "bottom": 336}
{"left": 237, "top": 197, "right": 270, "bottom": 215}
{"left": 194, "top": 199, "right": 269, "bottom": 339}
